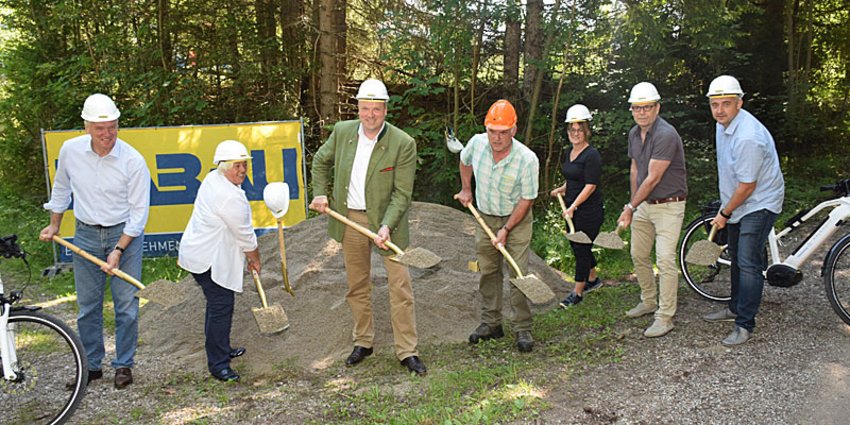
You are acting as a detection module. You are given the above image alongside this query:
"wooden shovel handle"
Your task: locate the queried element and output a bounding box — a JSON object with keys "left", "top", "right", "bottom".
{"left": 323, "top": 208, "right": 405, "bottom": 256}
{"left": 251, "top": 270, "right": 269, "bottom": 308}
{"left": 555, "top": 193, "right": 577, "bottom": 234}
{"left": 52, "top": 236, "right": 145, "bottom": 290}
{"left": 465, "top": 204, "right": 524, "bottom": 278}
{"left": 707, "top": 224, "right": 718, "bottom": 242}
{"left": 276, "top": 220, "right": 294, "bottom": 296}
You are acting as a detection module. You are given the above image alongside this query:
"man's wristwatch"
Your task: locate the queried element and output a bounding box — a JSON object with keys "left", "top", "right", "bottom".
{"left": 625, "top": 203, "right": 637, "bottom": 213}
{"left": 719, "top": 209, "right": 732, "bottom": 219}
{"left": 114, "top": 245, "right": 125, "bottom": 254}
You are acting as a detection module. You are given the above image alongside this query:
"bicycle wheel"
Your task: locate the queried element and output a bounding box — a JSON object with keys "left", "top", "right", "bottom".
{"left": 679, "top": 216, "right": 732, "bottom": 302}
{"left": 0, "top": 310, "right": 88, "bottom": 425}
{"left": 824, "top": 234, "right": 850, "bottom": 326}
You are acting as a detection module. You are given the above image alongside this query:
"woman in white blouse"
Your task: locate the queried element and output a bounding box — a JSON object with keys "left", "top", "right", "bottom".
{"left": 178, "top": 140, "right": 260, "bottom": 382}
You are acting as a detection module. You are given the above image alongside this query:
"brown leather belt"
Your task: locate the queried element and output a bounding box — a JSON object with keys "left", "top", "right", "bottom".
{"left": 646, "top": 196, "right": 686, "bottom": 205}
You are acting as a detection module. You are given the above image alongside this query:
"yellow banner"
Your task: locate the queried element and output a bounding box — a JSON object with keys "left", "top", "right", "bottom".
{"left": 42, "top": 121, "right": 305, "bottom": 259}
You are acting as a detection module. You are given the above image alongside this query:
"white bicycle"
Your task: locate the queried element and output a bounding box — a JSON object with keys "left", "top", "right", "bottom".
{"left": 679, "top": 178, "right": 850, "bottom": 325}
{"left": 0, "top": 235, "right": 88, "bottom": 424}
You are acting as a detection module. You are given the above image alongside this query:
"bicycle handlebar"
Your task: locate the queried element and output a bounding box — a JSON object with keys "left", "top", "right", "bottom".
{"left": 820, "top": 178, "right": 850, "bottom": 196}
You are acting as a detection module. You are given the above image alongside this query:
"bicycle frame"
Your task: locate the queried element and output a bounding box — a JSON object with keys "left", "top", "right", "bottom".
{"left": 0, "top": 276, "right": 21, "bottom": 381}
{"left": 767, "top": 195, "right": 850, "bottom": 272}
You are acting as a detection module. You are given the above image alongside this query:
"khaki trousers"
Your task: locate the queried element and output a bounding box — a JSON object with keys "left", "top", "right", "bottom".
{"left": 476, "top": 211, "right": 533, "bottom": 333}
{"left": 629, "top": 201, "right": 686, "bottom": 320}
{"left": 342, "top": 210, "right": 418, "bottom": 360}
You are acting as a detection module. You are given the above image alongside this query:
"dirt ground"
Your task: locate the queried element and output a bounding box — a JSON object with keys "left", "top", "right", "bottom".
{"left": 139, "top": 202, "right": 567, "bottom": 374}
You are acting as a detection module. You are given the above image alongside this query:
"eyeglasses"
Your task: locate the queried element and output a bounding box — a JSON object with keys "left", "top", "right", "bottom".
{"left": 567, "top": 127, "right": 584, "bottom": 135}
{"left": 629, "top": 104, "right": 657, "bottom": 113}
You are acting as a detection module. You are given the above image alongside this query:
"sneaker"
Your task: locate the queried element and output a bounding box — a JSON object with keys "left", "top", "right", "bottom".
{"left": 559, "top": 292, "right": 582, "bottom": 309}
{"left": 644, "top": 318, "right": 674, "bottom": 337}
{"left": 625, "top": 302, "right": 658, "bottom": 318}
{"left": 703, "top": 308, "right": 736, "bottom": 322}
{"left": 584, "top": 277, "right": 602, "bottom": 293}
{"left": 468, "top": 323, "right": 505, "bottom": 344}
{"left": 516, "top": 331, "right": 534, "bottom": 352}
{"left": 721, "top": 326, "right": 751, "bottom": 346}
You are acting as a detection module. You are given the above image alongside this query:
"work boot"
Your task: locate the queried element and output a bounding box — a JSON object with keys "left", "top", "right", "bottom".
{"left": 721, "top": 326, "right": 751, "bottom": 346}
{"left": 703, "top": 308, "right": 736, "bottom": 322}
{"left": 515, "top": 331, "right": 534, "bottom": 352}
{"left": 468, "top": 323, "right": 504, "bottom": 344}
{"left": 643, "top": 318, "right": 674, "bottom": 338}
{"left": 114, "top": 368, "right": 133, "bottom": 389}
{"left": 625, "top": 302, "right": 658, "bottom": 318}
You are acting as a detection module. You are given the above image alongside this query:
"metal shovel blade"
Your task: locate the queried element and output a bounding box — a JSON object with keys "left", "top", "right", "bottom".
{"left": 252, "top": 304, "right": 290, "bottom": 335}
{"left": 566, "top": 231, "right": 592, "bottom": 244}
{"left": 594, "top": 224, "right": 625, "bottom": 250}
{"left": 136, "top": 279, "right": 188, "bottom": 308}
{"left": 510, "top": 274, "right": 555, "bottom": 305}
{"left": 685, "top": 240, "right": 724, "bottom": 266}
{"left": 685, "top": 225, "right": 723, "bottom": 266}
{"left": 391, "top": 247, "right": 441, "bottom": 269}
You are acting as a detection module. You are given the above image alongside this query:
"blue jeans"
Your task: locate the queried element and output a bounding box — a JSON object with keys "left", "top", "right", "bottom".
{"left": 72, "top": 221, "right": 142, "bottom": 371}
{"left": 726, "top": 209, "right": 777, "bottom": 332}
{"left": 192, "top": 269, "right": 235, "bottom": 374}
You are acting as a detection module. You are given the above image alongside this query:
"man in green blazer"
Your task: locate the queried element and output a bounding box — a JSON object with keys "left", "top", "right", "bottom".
{"left": 309, "top": 79, "right": 426, "bottom": 375}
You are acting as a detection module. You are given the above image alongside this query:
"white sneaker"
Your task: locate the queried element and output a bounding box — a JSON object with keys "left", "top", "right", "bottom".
{"left": 626, "top": 302, "right": 658, "bottom": 318}
{"left": 644, "top": 318, "right": 674, "bottom": 338}
{"left": 703, "top": 308, "right": 736, "bottom": 322}
{"left": 721, "top": 326, "right": 751, "bottom": 346}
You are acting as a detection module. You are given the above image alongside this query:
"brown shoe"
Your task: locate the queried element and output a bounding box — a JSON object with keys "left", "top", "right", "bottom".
{"left": 114, "top": 367, "right": 133, "bottom": 389}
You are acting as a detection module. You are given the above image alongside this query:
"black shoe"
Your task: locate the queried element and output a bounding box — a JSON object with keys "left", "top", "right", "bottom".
{"left": 229, "top": 347, "right": 246, "bottom": 358}
{"left": 114, "top": 367, "right": 133, "bottom": 389}
{"left": 345, "top": 346, "right": 373, "bottom": 366}
{"left": 66, "top": 369, "right": 102, "bottom": 390}
{"left": 559, "top": 292, "right": 582, "bottom": 309}
{"left": 584, "top": 277, "right": 602, "bottom": 293}
{"left": 212, "top": 367, "right": 240, "bottom": 382}
{"left": 516, "top": 331, "right": 534, "bottom": 353}
{"left": 468, "top": 323, "right": 505, "bottom": 344}
{"left": 400, "top": 355, "right": 427, "bottom": 376}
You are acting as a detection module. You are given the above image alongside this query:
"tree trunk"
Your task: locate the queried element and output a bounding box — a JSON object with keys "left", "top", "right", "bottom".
{"left": 503, "top": 0, "right": 521, "bottom": 100}
{"left": 522, "top": 0, "right": 543, "bottom": 100}
{"left": 318, "top": 0, "right": 339, "bottom": 127}
{"left": 256, "top": 0, "right": 279, "bottom": 95}
{"left": 470, "top": 0, "right": 488, "bottom": 113}
{"left": 543, "top": 1, "right": 575, "bottom": 192}
{"left": 524, "top": 0, "right": 562, "bottom": 146}
{"left": 335, "top": 0, "right": 347, "bottom": 91}
{"left": 281, "top": 0, "right": 307, "bottom": 118}
{"left": 157, "top": 0, "right": 171, "bottom": 71}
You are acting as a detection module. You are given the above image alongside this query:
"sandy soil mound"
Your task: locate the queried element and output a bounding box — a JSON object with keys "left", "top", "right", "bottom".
{"left": 139, "top": 202, "right": 568, "bottom": 375}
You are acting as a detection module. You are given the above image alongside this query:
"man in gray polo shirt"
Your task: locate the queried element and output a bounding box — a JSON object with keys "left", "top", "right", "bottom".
{"left": 617, "top": 82, "right": 688, "bottom": 338}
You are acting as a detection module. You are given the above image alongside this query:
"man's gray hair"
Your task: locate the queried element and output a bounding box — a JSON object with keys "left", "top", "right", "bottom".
{"left": 217, "top": 161, "right": 235, "bottom": 171}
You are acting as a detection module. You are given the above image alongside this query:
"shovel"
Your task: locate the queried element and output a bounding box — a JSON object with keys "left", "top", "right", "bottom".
{"left": 593, "top": 223, "right": 626, "bottom": 250}
{"left": 250, "top": 270, "right": 289, "bottom": 334}
{"left": 556, "top": 193, "right": 592, "bottom": 244}
{"left": 685, "top": 224, "right": 724, "bottom": 266}
{"left": 323, "top": 208, "right": 441, "bottom": 269}
{"left": 464, "top": 203, "right": 555, "bottom": 305}
{"left": 262, "top": 182, "right": 295, "bottom": 297}
{"left": 52, "top": 236, "right": 186, "bottom": 308}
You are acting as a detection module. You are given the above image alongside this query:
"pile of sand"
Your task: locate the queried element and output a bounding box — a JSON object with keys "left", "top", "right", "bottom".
{"left": 139, "top": 202, "right": 569, "bottom": 375}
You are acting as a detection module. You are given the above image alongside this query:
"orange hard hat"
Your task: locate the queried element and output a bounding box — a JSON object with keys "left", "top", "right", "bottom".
{"left": 484, "top": 100, "right": 517, "bottom": 130}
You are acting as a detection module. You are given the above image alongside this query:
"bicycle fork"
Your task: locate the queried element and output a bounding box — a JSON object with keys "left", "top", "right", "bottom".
{"left": 0, "top": 279, "right": 20, "bottom": 382}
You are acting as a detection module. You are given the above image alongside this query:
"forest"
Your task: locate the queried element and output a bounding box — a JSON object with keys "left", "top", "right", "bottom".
{"left": 1, "top": 0, "right": 848, "bottom": 205}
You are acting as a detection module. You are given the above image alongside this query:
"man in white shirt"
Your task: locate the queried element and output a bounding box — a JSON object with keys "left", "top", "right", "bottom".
{"left": 40, "top": 93, "right": 150, "bottom": 389}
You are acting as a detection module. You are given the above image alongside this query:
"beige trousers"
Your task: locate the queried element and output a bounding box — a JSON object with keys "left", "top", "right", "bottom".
{"left": 342, "top": 210, "right": 418, "bottom": 360}
{"left": 475, "top": 211, "right": 533, "bottom": 333}
{"left": 629, "top": 201, "right": 686, "bottom": 320}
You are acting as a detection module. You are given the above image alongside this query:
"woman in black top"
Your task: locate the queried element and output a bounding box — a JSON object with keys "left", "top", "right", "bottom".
{"left": 550, "top": 104, "right": 604, "bottom": 308}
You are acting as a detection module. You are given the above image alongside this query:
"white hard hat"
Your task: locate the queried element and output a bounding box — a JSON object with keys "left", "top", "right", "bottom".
{"left": 213, "top": 140, "right": 252, "bottom": 164}
{"left": 263, "top": 182, "right": 291, "bottom": 219}
{"left": 565, "top": 104, "right": 592, "bottom": 123}
{"left": 628, "top": 82, "right": 661, "bottom": 104}
{"left": 81, "top": 93, "right": 121, "bottom": 122}
{"left": 706, "top": 75, "right": 744, "bottom": 98}
{"left": 356, "top": 79, "right": 390, "bottom": 102}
